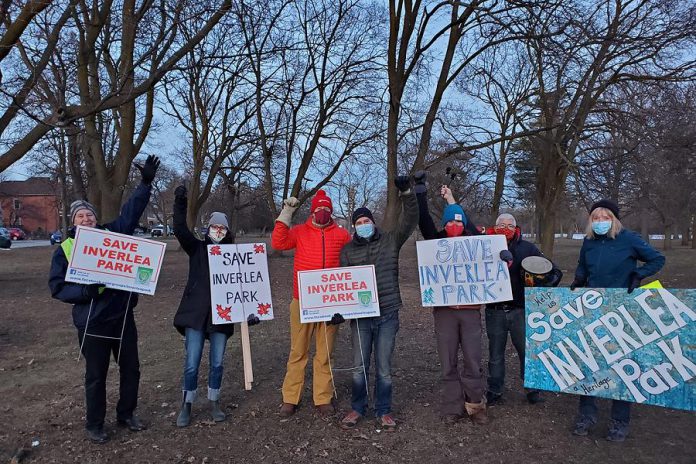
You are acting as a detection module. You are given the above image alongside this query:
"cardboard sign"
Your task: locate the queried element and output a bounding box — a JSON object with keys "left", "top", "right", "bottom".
{"left": 298, "top": 265, "right": 380, "bottom": 323}
{"left": 525, "top": 287, "right": 696, "bottom": 411}
{"left": 65, "top": 226, "right": 166, "bottom": 295}
{"left": 416, "top": 235, "right": 513, "bottom": 306}
{"left": 208, "top": 243, "right": 274, "bottom": 324}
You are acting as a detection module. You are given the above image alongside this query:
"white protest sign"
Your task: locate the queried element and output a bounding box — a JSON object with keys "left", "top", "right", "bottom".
{"left": 65, "top": 226, "right": 166, "bottom": 295}
{"left": 298, "top": 265, "right": 380, "bottom": 323}
{"left": 208, "top": 243, "right": 274, "bottom": 324}
{"left": 416, "top": 235, "right": 513, "bottom": 306}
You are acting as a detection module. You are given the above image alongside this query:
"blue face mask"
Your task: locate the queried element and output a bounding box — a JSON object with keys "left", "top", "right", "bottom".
{"left": 592, "top": 220, "right": 612, "bottom": 235}
{"left": 355, "top": 223, "right": 374, "bottom": 239}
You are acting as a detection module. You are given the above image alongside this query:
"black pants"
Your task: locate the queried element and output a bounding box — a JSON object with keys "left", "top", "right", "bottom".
{"left": 77, "top": 314, "right": 140, "bottom": 431}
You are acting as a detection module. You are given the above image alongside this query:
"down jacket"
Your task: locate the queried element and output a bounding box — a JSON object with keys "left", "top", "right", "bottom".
{"left": 272, "top": 216, "right": 352, "bottom": 299}
{"left": 339, "top": 191, "right": 418, "bottom": 315}
{"left": 172, "top": 196, "right": 235, "bottom": 337}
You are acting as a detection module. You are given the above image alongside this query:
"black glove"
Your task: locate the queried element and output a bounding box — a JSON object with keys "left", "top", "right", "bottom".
{"left": 327, "top": 313, "right": 345, "bottom": 325}
{"left": 499, "top": 250, "right": 513, "bottom": 265}
{"left": 394, "top": 175, "right": 411, "bottom": 192}
{"left": 627, "top": 273, "right": 642, "bottom": 294}
{"left": 175, "top": 185, "right": 187, "bottom": 199}
{"left": 134, "top": 155, "right": 161, "bottom": 185}
{"left": 247, "top": 314, "right": 260, "bottom": 326}
{"left": 570, "top": 278, "right": 585, "bottom": 291}
{"left": 413, "top": 170, "right": 427, "bottom": 194}
{"left": 85, "top": 283, "right": 105, "bottom": 299}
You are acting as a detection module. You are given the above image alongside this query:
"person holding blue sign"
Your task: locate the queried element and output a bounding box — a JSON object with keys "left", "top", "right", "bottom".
{"left": 171, "top": 186, "right": 260, "bottom": 428}
{"left": 337, "top": 176, "right": 417, "bottom": 431}
{"left": 570, "top": 199, "right": 665, "bottom": 442}
{"left": 414, "top": 172, "right": 489, "bottom": 425}
{"left": 48, "top": 155, "right": 160, "bottom": 444}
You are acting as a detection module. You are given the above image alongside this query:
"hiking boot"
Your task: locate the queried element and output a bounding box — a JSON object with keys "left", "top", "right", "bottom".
{"left": 441, "top": 414, "right": 462, "bottom": 425}
{"left": 210, "top": 400, "right": 226, "bottom": 422}
{"left": 486, "top": 391, "right": 503, "bottom": 406}
{"left": 376, "top": 414, "right": 397, "bottom": 431}
{"left": 85, "top": 427, "right": 108, "bottom": 444}
{"left": 572, "top": 415, "right": 596, "bottom": 436}
{"left": 606, "top": 420, "right": 630, "bottom": 442}
{"left": 316, "top": 403, "right": 335, "bottom": 417}
{"left": 465, "top": 401, "right": 489, "bottom": 426}
{"left": 526, "top": 391, "right": 545, "bottom": 405}
{"left": 279, "top": 402, "right": 296, "bottom": 418}
{"left": 117, "top": 415, "right": 147, "bottom": 432}
{"left": 177, "top": 402, "right": 192, "bottom": 427}
{"left": 340, "top": 410, "right": 362, "bottom": 430}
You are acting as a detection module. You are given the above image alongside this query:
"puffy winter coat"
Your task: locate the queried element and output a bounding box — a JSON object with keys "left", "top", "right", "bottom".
{"left": 172, "top": 196, "right": 235, "bottom": 337}
{"left": 574, "top": 228, "right": 664, "bottom": 288}
{"left": 48, "top": 182, "right": 151, "bottom": 330}
{"left": 272, "top": 217, "right": 352, "bottom": 299}
{"left": 339, "top": 191, "right": 418, "bottom": 315}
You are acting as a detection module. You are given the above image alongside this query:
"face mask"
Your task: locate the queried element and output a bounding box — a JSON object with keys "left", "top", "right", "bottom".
{"left": 444, "top": 222, "right": 465, "bottom": 237}
{"left": 208, "top": 227, "right": 227, "bottom": 243}
{"left": 355, "top": 223, "right": 374, "bottom": 239}
{"left": 495, "top": 226, "right": 516, "bottom": 241}
{"left": 313, "top": 209, "right": 332, "bottom": 226}
{"left": 592, "top": 220, "right": 612, "bottom": 235}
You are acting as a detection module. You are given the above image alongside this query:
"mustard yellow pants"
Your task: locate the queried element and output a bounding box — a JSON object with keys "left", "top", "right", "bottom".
{"left": 281, "top": 298, "right": 338, "bottom": 406}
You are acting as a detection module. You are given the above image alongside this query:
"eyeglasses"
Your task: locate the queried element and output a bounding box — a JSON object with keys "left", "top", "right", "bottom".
{"left": 209, "top": 225, "right": 227, "bottom": 232}
{"left": 495, "top": 224, "right": 515, "bottom": 230}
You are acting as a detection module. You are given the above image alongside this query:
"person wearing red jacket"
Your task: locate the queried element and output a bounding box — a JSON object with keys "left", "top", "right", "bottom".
{"left": 272, "top": 190, "right": 351, "bottom": 417}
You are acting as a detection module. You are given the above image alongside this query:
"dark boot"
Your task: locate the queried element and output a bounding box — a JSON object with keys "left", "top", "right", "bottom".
{"left": 526, "top": 391, "right": 545, "bottom": 404}
{"left": 177, "top": 402, "right": 192, "bottom": 427}
{"left": 85, "top": 427, "right": 108, "bottom": 444}
{"left": 279, "top": 402, "right": 296, "bottom": 417}
{"left": 210, "top": 400, "right": 226, "bottom": 422}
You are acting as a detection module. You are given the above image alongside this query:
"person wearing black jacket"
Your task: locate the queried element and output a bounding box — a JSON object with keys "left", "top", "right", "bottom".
{"left": 48, "top": 155, "right": 160, "bottom": 444}
{"left": 172, "top": 185, "right": 259, "bottom": 427}
{"left": 484, "top": 213, "right": 562, "bottom": 406}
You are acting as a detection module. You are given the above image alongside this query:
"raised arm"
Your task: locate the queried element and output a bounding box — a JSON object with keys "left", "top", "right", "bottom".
{"left": 104, "top": 155, "right": 160, "bottom": 234}
{"left": 392, "top": 176, "right": 418, "bottom": 247}
{"left": 173, "top": 185, "right": 199, "bottom": 255}
{"left": 271, "top": 197, "right": 299, "bottom": 251}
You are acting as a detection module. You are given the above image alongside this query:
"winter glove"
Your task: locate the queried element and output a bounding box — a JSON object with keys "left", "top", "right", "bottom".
{"left": 499, "top": 250, "right": 513, "bottom": 268}
{"left": 413, "top": 170, "right": 427, "bottom": 194}
{"left": 247, "top": 314, "right": 260, "bottom": 326}
{"left": 326, "top": 313, "right": 345, "bottom": 325}
{"left": 134, "top": 155, "right": 161, "bottom": 185}
{"left": 570, "top": 278, "right": 585, "bottom": 291}
{"left": 84, "top": 283, "right": 105, "bottom": 299}
{"left": 394, "top": 175, "right": 411, "bottom": 193}
{"left": 174, "top": 185, "right": 187, "bottom": 205}
{"left": 627, "top": 272, "right": 642, "bottom": 294}
{"left": 276, "top": 197, "right": 299, "bottom": 227}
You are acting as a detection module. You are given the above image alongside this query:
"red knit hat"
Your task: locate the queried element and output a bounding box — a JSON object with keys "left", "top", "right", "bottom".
{"left": 311, "top": 189, "right": 333, "bottom": 213}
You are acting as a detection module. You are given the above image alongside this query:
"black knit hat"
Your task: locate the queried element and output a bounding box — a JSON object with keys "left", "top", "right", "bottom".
{"left": 590, "top": 199, "right": 620, "bottom": 219}
{"left": 352, "top": 207, "right": 374, "bottom": 225}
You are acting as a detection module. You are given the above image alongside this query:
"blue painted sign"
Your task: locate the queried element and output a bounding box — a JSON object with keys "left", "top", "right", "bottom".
{"left": 524, "top": 287, "right": 696, "bottom": 411}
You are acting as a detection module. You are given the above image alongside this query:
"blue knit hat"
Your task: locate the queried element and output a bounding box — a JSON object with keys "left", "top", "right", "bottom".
{"left": 441, "top": 204, "right": 467, "bottom": 226}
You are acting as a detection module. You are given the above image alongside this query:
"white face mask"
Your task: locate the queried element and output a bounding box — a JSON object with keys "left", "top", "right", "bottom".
{"left": 208, "top": 225, "right": 228, "bottom": 243}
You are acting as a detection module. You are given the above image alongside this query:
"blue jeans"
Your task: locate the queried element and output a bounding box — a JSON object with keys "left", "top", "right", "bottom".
{"left": 579, "top": 396, "right": 631, "bottom": 423}
{"left": 485, "top": 306, "right": 527, "bottom": 396}
{"left": 350, "top": 311, "right": 399, "bottom": 417}
{"left": 183, "top": 328, "right": 228, "bottom": 401}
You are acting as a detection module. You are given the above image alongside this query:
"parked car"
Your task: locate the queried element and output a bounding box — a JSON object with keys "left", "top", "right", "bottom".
{"left": 8, "top": 227, "right": 26, "bottom": 240}
{"left": 0, "top": 228, "right": 11, "bottom": 249}
{"left": 150, "top": 225, "right": 165, "bottom": 237}
{"left": 50, "top": 230, "right": 63, "bottom": 245}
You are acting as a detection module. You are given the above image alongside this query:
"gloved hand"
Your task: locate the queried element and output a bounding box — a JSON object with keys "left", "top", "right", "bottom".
{"left": 247, "top": 314, "right": 260, "bottom": 326}
{"left": 276, "top": 197, "right": 299, "bottom": 227}
{"left": 413, "top": 170, "right": 427, "bottom": 194}
{"left": 499, "top": 250, "right": 513, "bottom": 268}
{"left": 570, "top": 278, "right": 585, "bottom": 291}
{"left": 134, "top": 155, "right": 161, "bottom": 185}
{"left": 326, "top": 313, "right": 345, "bottom": 325}
{"left": 174, "top": 185, "right": 187, "bottom": 204}
{"left": 394, "top": 175, "right": 411, "bottom": 193}
{"left": 627, "top": 272, "right": 642, "bottom": 294}
{"left": 85, "top": 283, "right": 105, "bottom": 299}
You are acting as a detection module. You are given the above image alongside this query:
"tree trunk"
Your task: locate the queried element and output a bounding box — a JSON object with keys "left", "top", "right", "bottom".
{"left": 534, "top": 149, "right": 568, "bottom": 258}
{"left": 691, "top": 215, "right": 696, "bottom": 249}
{"left": 680, "top": 219, "right": 689, "bottom": 246}
{"left": 639, "top": 196, "right": 649, "bottom": 241}
{"left": 663, "top": 224, "right": 672, "bottom": 250}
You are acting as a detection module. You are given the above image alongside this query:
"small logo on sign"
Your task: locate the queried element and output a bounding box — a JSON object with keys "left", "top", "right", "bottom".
{"left": 136, "top": 267, "right": 153, "bottom": 284}
{"left": 70, "top": 269, "right": 77, "bottom": 275}
{"left": 358, "top": 291, "right": 372, "bottom": 306}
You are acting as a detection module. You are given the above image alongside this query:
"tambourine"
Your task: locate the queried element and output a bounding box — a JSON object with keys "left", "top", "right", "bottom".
{"left": 521, "top": 256, "right": 553, "bottom": 287}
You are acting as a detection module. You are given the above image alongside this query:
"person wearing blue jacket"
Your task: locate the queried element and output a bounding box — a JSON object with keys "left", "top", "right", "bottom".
{"left": 48, "top": 156, "right": 160, "bottom": 444}
{"left": 570, "top": 198, "right": 665, "bottom": 442}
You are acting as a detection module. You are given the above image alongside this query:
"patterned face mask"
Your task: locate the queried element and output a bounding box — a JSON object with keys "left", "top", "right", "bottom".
{"left": 208, "top": 225, "right": 227, "bottom": 243}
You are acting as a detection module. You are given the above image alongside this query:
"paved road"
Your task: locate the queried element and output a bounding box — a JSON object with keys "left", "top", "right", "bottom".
{"left": 6, "top": 240, "right": 52, "bottom": 249}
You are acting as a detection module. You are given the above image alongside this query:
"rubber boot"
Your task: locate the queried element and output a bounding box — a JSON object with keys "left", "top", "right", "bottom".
{"left": 210, "top": 400, "right": 226, "bottom": 422}
{"left": 177, "top": 401, "right": 192, "bottom": 427}
{"left": 465, "top": 401, "right": 489, "bottom": 426}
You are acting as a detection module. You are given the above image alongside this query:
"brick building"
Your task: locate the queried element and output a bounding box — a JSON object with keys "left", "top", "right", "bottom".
{"left": 0, "top": 177, "right": 60, "bottom": 235}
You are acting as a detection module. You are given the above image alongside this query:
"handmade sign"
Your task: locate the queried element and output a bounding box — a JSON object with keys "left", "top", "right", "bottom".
{"left": 525, "top": 287, "right": 696, "bottom": 411}
{"left": 65, "top": 226, "right": 166, "bottom": 295}
{"left": 208, "top": 243, "right": 274, "bottom": 324}
{"left": 298, "top": 265, "right": 379, "bottom": 323}
{"left": 416, "top": 235, "right": 513, "bottom": 306}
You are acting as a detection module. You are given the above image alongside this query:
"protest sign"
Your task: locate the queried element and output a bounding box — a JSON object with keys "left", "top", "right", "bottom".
{"left": 525, "top": 287, "right": 696, "bottom": 411}
{"left": 298, "top": 265, "right": 379, "bottom": 323}
{"left": 208, "top": 243, "right": 274, "bottom": 324}
{"left": 65, "top": 226, "right": 166, "bottom": 295}
{"left": 416, "top": 235, "right": 513, "bottom": 306}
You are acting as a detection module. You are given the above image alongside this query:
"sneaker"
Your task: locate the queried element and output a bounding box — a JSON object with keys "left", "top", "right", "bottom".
{"left": 486, "top": 391, "right": 503, "bottom": 406}
{"left": 316, "top": 403, "right": 335, "bottom": 417}
{"left": 279, "top": 402, "right": 296, "bottom": 418}
{"left": 526, "top": 391, "right": 545, "bottom": 404}
{"left": 340, "top": 410, "right": 362, "bottom": 429}
{"left": 376, "top": 414, "right": 397, "bottom": 431}
{"left": 441, "top": 414, "right": 462, "bottom": 425}
{"left": 606, "top": 420, "right": 630, "bottom": 442}
{"left": 572, "top": 415, "right": 596, "bottom": 436}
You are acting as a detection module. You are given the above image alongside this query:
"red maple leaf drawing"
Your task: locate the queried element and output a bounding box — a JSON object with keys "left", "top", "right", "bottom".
{"left": 216, "top": 304, "right": 232, "bottom": 321}
{"left": 257, "top": 303, "right": 271, "bottom": 316}
{"left": 253, "top": 243, "right": 265, "bottom": 254}
{"left": 209, "top": 245, "right": 222, "bottom": 256}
